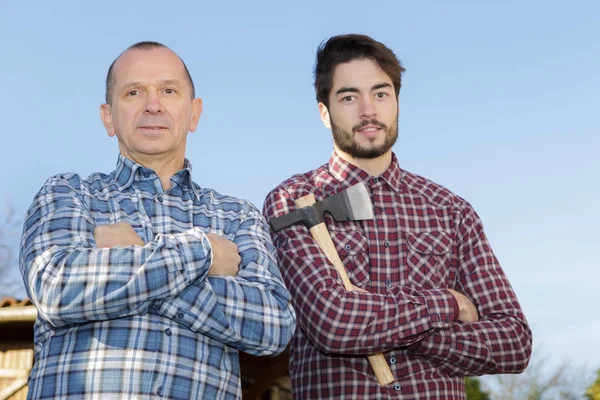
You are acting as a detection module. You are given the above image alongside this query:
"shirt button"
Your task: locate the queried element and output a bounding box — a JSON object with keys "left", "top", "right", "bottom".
{"left": 344, "top": 244, "right": 351, "bottom": 251}
{"left": 379, "top": 206, "right": 385, "bottom": 212}
{"left": 164, "top": 328, "right": 171, "bottom": 336}
{"left": 157, "top": 386, "right": 163, "bottom": 396}
{"left": 394, "top": 383, "right": 401, "bottom": 391}
{"left": 177, "top": 312, "right": 184, "bottom": 319}
{"left": 143, "top": 172, "right": 150, "bottom": 178}
{"left": 373, "top": 177, "right": 379, "bottom": 183}
{"left": 390, "top": 356, "right": 397, "bottom": 364}
{"left": 156, "top": 195, "right": 163, "bottom": 203}
{"left": 385, "top": 279, "right": 392, "bottom": 287}
{"left": 384, "top": 241, "right": 390, "bottom": 248}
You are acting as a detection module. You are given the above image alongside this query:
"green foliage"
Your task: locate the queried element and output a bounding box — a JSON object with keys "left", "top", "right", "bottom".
{"left": 466, "top": 377, "right": 491, "bottom": 400}
{"left": 585, "top": 369, "right": 600, "bottom": 400}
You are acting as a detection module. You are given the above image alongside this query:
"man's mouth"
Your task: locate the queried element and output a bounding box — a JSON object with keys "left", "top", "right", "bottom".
{"left": 355, "top": 124, "right": 382, "bottom": 136}
{"left": 357, "top": 125, "right": 381, "bottom": 132}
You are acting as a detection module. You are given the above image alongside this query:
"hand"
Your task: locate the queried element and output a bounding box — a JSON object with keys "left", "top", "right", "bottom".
{"left": 206, "top": 234, "right": 241, "bottom": 277}
{"left": 348, "top": 283, "right": 368, "bottom": 293}
{"left": 93, "top": 222, "right": 145, "bottom": 248}
{"left": 447, "top": 289, "right": 479, "bottom": 323}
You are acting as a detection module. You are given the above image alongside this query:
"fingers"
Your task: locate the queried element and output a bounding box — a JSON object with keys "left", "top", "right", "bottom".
{"left": 349, "top": 284, "right": 368, "bottom": 293}
{"left": 447, "top": 289, "right": 479, "bottom": 323}
{"left": 93, "top": 222, "right": 145, "bottom": 248}
{"left": 206, "top": 234, "right": 241, "bottom": 277}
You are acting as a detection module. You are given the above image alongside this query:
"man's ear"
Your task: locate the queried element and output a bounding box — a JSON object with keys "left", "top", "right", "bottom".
{"left": 100, "top": 104, "right": 116, "bottom": 137}
{"left": 318, "top": 102, "right": 331, "bottom": 129}
{"left": 189, "top": 98, "right": 203, "bottom": 132}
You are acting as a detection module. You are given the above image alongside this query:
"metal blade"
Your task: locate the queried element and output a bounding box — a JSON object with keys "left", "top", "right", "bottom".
{"left": 344, "top": 181, "right": 374, "bottom": 220}
{"left": 324, "top": 181, "right": 373, "bottom": 222}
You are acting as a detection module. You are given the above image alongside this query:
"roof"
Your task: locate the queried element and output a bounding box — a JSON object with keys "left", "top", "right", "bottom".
{"left": 0, "top": 298, "right": 36, "bottom": 324}
{"left": 0, "top": 298, "right": 32, "bottom": 308}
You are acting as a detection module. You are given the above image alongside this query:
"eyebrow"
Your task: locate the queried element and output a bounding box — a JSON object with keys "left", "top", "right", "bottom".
{"left": 372, "top": 83, "right": 392, "bottom": 91}
{"left": 335, "top": 86, "right": 359, "bottom": 95}
{"left": 335, "top": 82, "right": 393, "bottom": 95}
{"left": 120, "top": 79, "right": 182, "bottom": 91}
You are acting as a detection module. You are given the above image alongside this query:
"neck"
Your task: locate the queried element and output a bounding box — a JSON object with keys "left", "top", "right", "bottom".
{"left": 335, "top": 147, "right": 392, "bottom": 177}
{"left": 123, "top": 152, "right": 185, "bottom": 191}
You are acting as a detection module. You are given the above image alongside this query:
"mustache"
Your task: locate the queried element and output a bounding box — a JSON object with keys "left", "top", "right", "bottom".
{"left": 137, "top": 118, "right": 170, "bottom": 128}
{"left": 352, "top": 119, "right": 387, "bottom": 132}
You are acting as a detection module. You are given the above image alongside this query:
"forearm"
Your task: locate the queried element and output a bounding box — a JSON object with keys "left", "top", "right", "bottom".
{"left": 21, "top": 228, "right": 212, "bottom": 327}
{"left": 264, "top": 187, "right": 456, "bottom": 355}
{"left": 279, "top": 240, "right": 458, "bottom": 355}
{"left": 409, "top": 204, "right": 533, "bottom": 376}
{"left": 152, "top": 205, "right": 295, "bottom": 355}
{"left": 153, "top": 273, "right": 295, "bottom": 355}
{"left": 408, "top": 313, "right": 532, "bottom": 376}
{"left": 209, "top": 272, "right": 295, "bottom": 355}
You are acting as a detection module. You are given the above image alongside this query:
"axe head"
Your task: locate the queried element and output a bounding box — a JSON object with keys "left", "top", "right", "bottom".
{"left": 324, "top": 181, "right": 373, "bottom": 222}
{"left": 270, "top": 182, "right": 373, "bottom": 231}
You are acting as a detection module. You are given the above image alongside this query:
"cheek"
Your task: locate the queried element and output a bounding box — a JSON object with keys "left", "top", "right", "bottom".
{"left": 171, "top": 110, "right": 189, "bottom": 128}
{"left": 383, "top": 102, "right": 399, "bottom": 118}
{"left": 112, "top": 108, "right": 136, "bottom": 128}
{"left": 167, "top": 104, "right": 191, "bottom": 121}
{"left": 331, "top": 108, "right": 357, "bottom": 130}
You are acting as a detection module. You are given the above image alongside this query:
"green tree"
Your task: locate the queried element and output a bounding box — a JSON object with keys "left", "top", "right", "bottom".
{"left": 466, "top": 377, "right": 491, "bottom": 400}
{"left": 585, "top": 369, "right": 600, "bottom": 400}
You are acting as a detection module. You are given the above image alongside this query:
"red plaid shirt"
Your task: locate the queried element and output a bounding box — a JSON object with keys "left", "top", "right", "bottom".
{"left": 263, "top": 152, "right": 532, "bottom": 399}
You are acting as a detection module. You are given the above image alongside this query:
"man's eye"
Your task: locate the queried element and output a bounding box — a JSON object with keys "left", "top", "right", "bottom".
{"left": 127, "top": 90, "right": 139, "bottom": 96}
{"left": 376, "top": 92, "right": 388, "bottom": 98}
{"left": 164, "top": 88, "right": 177, "bottom": 94}
{"left": 342, "top": 96, "right": 354, "bottom": 102}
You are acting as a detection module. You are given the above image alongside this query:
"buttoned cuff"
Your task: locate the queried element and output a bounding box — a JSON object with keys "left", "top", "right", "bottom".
{"left": 422, "top": 288, "right": 458, "bottom": 327}
{"left": 164, "top": 227, "right": 213, "bottom": 283}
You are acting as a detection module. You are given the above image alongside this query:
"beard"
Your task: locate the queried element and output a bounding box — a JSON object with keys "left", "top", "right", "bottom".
{"left": 331, "top": 116, "right": 398, "bottom": 159}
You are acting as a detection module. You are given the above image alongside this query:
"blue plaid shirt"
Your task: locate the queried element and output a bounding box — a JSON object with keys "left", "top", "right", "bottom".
{"left": 19, "top": 155, "right": 296, "bottom": 399}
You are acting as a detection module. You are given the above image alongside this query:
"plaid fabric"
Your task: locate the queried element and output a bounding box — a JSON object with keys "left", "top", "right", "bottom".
{"left": 20, "top": 155, "right": 295, "bottom": 399}
{"left": 263, "top": 151, "right": 532, "bottom": 399}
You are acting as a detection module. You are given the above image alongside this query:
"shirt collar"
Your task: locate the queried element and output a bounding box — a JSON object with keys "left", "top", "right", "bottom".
{"left": 114, "top": 154, "right": 200, "bottom": 197}
{"left": 328, "top": 150, "right": 404, "bottom": 193}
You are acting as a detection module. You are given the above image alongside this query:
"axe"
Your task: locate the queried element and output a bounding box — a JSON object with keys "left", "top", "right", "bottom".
{"left": 270, "top": 182, "right": 395, "bottom": 386}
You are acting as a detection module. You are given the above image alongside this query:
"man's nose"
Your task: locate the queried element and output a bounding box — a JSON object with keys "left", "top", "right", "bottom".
{"left": 144, "top": 92, "right": 163, "bottom": 114}
{"left": 359, "top": 97, "right": 377, "bottom": 119}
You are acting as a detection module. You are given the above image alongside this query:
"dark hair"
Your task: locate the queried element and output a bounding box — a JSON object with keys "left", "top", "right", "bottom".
{"left": 314, "top": 34, "right": 405, "bottom": 107}
{"left": 104, "top": 41, "right": 195, "bottom": 104}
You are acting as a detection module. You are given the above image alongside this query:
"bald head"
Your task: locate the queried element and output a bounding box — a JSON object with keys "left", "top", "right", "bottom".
{"left": 105, "top": 41, "right": 195, "bottom": 104}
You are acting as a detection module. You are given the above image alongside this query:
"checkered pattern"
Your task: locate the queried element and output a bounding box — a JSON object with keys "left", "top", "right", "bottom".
{"left": 263, "top": 151, "right": 532, "bottom": 399}
{"left": 20, "top": 155, "right": 295, "bottom": 399}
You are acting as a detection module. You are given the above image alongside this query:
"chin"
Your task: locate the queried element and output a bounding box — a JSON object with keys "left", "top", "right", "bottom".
{"left": 358, "top": 138, "right": 384, "bottom": 149}
{"left": 134, "top": 146, "right": 171, "bottom": 156}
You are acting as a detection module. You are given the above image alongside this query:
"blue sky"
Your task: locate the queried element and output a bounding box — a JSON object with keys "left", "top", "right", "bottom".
{"left": 1, "top": 0, "right": 598, "bottom": 384}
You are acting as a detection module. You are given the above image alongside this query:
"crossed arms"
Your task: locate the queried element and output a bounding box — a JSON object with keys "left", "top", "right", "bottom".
{"left": 20, "top": 174, "right": 295, "bottom": 355}
{"left": 263, "top": 184, "right": 532, "bottom": 376}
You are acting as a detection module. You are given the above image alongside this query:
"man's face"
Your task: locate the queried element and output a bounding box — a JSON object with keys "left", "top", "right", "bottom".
{"left": 320, "top": 58, "right": 398, "bottom": 159}
{"left": 100, "top": 47, "right": 202, "bottom": 165}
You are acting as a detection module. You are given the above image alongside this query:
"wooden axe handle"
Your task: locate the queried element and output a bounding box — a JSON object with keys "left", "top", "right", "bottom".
{"left": 295, "top": 194, "right": 395, "bottom": 386}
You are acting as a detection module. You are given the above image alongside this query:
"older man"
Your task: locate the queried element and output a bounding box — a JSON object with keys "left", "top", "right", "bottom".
{"left": 20, "top": 41, "right": 295, "bottom": 399}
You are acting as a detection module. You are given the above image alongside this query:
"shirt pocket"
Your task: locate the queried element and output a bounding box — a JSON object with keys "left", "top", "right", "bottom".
{"left": 404, "top": 231, "right": 452, "bottom": 289}
{"left": 331, "top": 230, "right": 371, "bottom": 288}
